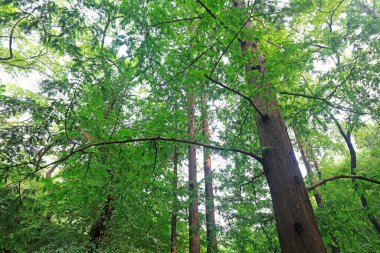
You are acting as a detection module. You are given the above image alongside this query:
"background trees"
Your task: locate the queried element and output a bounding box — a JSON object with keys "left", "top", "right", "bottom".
{"left": 1, "top": 0, "right": 379, "bottom": 252}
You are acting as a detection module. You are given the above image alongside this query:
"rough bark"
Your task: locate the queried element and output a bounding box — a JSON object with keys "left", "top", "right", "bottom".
{"left": 187, "top": 92, "right": 200, "bottom": 253}
{"left": 171, "top": 145, "right": 178, "bottom": 253}
{"left": 201, "top": 95, "right": 217, "bottom": 253}
{"left": 235, "top": 1, "right": 326, "bottom": 252}
{"left": 254, "top": 107, "right": 326, "bottom": 253}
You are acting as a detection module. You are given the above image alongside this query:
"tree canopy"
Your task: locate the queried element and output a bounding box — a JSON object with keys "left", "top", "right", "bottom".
{"left": 0, "top": 0, "right": 379, "bottom": 252}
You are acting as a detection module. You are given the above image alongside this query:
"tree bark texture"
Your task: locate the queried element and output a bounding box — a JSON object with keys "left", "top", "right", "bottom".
{"left": 187, "top": 92, "right": 200, "bottom": 253}
{"left": 235, "top": 1, "right": 326, "bottom": 252}
{"left": 171, "top": 145, "right": 178, "bottom": 253}
{"left": 201, "top": 95, "right": 218, "bottom": 253}
{"left": 254, "top": 107, "right": 326, "bottom": 253}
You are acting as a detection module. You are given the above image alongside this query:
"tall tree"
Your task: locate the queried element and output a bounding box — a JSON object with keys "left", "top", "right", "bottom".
{"left": 187, "top": 90, "right": 200, "bottom": 252}
{"left": 231, "top": 1, "right": 326, "bottom": 252}
{"left": 201, "top": 95, "right": 217, "bottom": 252}
{"left": 171, "top": 145, "right": 179, "bottom": 253}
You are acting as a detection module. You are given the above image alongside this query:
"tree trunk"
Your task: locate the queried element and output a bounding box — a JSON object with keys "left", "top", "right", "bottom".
{"left": 254, "top": 107, "right": 326, "bottom": 253}
{"left": 294, "top": 129, "right": 312, "bottom": 175}
{"left": 201, "top": 95, "right": 218, "bottom": 253}
{"left": 343, "top": 130, "right": 380, "bottom": 235}
{"left": 309, "top": 144, "right": 324, "bottom": 208}
{"left": 88, "top": 195, "right": 115, "bottom": 252}
{"left": 187, "top": 92, "right": 200, "bottom": 253}
{"left": 171, "top": 145, "right": 178, "bottom": 253}
{"left": 294, "top": 130, "right": 324, "bottom": 208}
{"left": 234, "top": 2, "right": 326, "bottom": 252}
{"left": 333, "top": 116, "right": 380, "bottom": 235}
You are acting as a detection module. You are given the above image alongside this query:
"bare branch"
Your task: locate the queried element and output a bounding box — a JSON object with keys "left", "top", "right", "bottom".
{"left": 312, "top": 44, "right": 329, "bottom": 49}
{"left": 240, "top": 171, "right": 265, "bottom": 192}
{"left": 195, "top": 0, "right": 224, "bottom": 27}
{"left": 307, "top": 174, "right": 380, "bottom": 191}
{"left": 101, "top": 13, "right": 111, "bottom": 49}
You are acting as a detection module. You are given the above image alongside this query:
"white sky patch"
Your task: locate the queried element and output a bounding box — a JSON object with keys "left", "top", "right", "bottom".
{"left": 1, "top": 70, "right": 41, "bottom": 93}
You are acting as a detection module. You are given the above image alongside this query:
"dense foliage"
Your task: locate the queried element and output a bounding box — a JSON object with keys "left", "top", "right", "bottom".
{"left": 1, "top": 0, "right": 379, "bottom": 252}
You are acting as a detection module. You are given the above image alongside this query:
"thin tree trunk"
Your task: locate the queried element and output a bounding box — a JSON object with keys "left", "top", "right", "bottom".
{"left": 187, "top": 92, "right": 200, "bottom": 253}
{"left": 294, "top": 129, "right": 324, "bottom": 208}
{"left": 336, "top": 123, "right": 380, "bottom": 235}
{"left": 308, "top": 144, "right": 324, "bottom": 208}
{"left": 201, "top": 95, "right": 217, "bottom": 253}
{"left": 234, "top": 2, "right": 326, "bottom": 252}
{"left": 171, "top": 145, "right": 178, "bottom": 253}
{"left": 309, "top": 143, "right": 322, "bottom": 178}
{"left": 342, "top": 133, "right": 377, "bottom": 233}
{"left": 294, "top": 129, "right": 312, "bottom": 175}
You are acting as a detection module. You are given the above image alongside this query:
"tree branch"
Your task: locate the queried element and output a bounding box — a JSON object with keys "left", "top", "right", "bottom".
{"left": 151, "top": 16, "right": 204, "bottom": 26}
{"left": 205, "top": 75, "right": 268, "bottom": 120}
{"left": 168, "top": 48, "right": 210, "bottom": 82}
{"left": 0, "top": 16, "right": 27, "bottom": 61}
{"left": 49, "top": 136, "right": 262, "bottom": 165}
{"left": 2, "top": 136, "right": 263, "bottom": 184}
{"left": 209, "top": 15, "right": 251, "bottom": 75}
{"left": 195, "top": 0, "right": 226, "bottom": 28}
{"left": 101, "top": 13, "right": 111, "bottom": 49}
{"left": 279, "top": 91, "right": 368, "bottom": 115}
{"left": 325, "top": 56, "right": 359, "bottom": 99}
{"left": 307, "top": 174, "right": 380, "bottom": 191}
{"left": 240, "top": 171, "right": 265, "bottom": 192}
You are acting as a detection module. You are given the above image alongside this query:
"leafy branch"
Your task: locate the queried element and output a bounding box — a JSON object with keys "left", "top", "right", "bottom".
{"left": 2, "top": 136, "right": 263, "bottom": 185}
{"left": 0, "top": 16, "right": 28, "bottom": 61}
{"left": 47, "top": 136, "right": 263, "bottom": 165}
{"left": 151, "top": 16, "right": 204, "bottom": 27}
{"left": 205, "top": 75, "right": 268, "bottom": 120}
